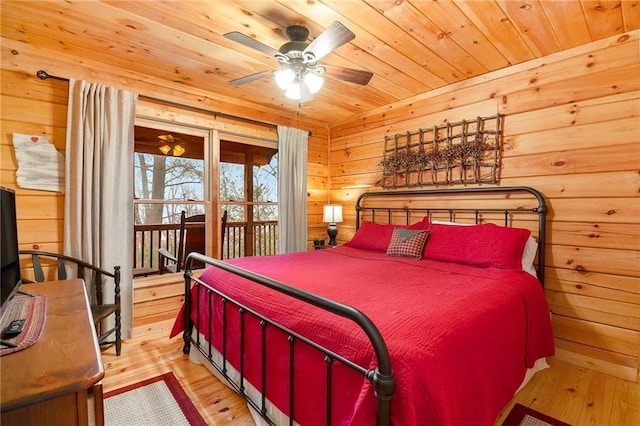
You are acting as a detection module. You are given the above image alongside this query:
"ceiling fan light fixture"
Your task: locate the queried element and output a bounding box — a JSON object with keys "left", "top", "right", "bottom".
{"left": 158, "top": 134, "right": 185, "bottom": 157}
{"left": 284, "top": 82, "right": 302, "bottom": 100}
{"left": 172, "top": 144, "right": 185, "bottom": 157}
{"left": 159, "top": 144, "right": 172, "bottom": 155}
{"left": 274, "top": 68, "right": 295, "bottom": 90}
{"left": 304, "top": 71, "right": 324, "bottom": 94}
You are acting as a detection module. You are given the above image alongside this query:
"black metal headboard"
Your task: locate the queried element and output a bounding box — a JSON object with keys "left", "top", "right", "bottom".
{"left": 355, "top": 186, "right": 547, "bottom": 285}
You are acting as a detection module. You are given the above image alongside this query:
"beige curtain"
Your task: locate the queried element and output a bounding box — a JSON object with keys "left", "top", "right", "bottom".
{"left": 64, "top": 79, "right": 137, "bottom": 339}
{"left": 277, "top": 126, "right": 308, "bottom": 253}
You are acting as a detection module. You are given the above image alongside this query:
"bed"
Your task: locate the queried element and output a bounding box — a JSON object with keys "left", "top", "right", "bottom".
{"left": 171, "top": 186, "right": 555, "bottom": 425}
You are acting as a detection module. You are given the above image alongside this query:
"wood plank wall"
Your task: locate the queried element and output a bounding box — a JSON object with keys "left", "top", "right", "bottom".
{"left": 328, "top": 31, "right": 640, "bottom": 382}
{"left": 0, "top": 71, "right": 68, "bottom": 255}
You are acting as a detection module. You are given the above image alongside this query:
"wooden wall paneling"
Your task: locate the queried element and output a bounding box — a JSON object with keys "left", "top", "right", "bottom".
{"left": 548, "top": 222, "right": 639, "bottom": 251}
{"left": 17, "top": 218, "right": 63, "bottom": 245}
{"left": 1, "top": 121, "right": 67, "bottom": 150}
{"left": 553, "top": 314, "right": 638, "bottom": 358}
{"left": 331, "top": 97, "right": 499, "bottom": 153}
{"left": 546, "top": 267, "right": 640, "bottom": 299}
{"left": 16, "top": 194, "right": 63, "bottom": 220}
{"left": 554, "top": 338, "right": 638, "bottom": 382}
{"left": 136, "top": 102, "right": 279, "bottom": 141}
{"left": 1, "top": 95, "right": 67, "bottom": 132}
{"left": 501, "top": 64, "right": 640, "bottom": 115}
{"left": 548, "top": 197, "right": 639, "bottom": 224}
{"left": 502, "top": 143, "right": 639, "bottom": 178}
{"left": 1, "top": 69, "right": 69, "bottom": 104}
{"left": 499, "top": 171, "right": 639, "bottom": 198}
{"left": 622, "top": 0, "right": 640, "bottom": 31}
{"left": 134, "top": 296, "right": 183, "bottom": 325}
{"left": 546, "top": 290, "right": 640, "bottom": 331}
{"left": 0, "top": 145, "right": 17, "bottom": 171}
{"left": 547, "top": 244, "right": 639, "bottom": 277}
{"left": 1, "top": 69, "right": 68, "bottom": 258}
{"left": 504, "top": 91, "right": 640, "bottom": 135}
{"left": 133, "top": 284, "right": 184, "bottom": 306}
{"left": 307, "top": 162, "right": 329, "bottom": 179}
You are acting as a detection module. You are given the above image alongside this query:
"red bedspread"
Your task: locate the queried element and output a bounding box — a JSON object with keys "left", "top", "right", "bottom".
{"left": 171, "top": 246, "right": 554, "bottom": 425}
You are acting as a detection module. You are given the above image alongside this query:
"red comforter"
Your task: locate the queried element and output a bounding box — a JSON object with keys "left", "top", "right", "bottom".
{"left": 171, "top": 246, "right": 554, "bottom": 425}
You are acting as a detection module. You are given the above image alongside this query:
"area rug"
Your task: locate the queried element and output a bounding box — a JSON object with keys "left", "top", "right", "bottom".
{"left": 503, "top": 403, "right": 572, "bottom": 426}
{"left": 104, "top": 372, "right": 206, "bottom": 426}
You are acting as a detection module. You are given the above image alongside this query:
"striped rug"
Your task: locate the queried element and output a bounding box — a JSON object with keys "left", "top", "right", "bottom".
{"left": 104, "top": 372, "right": 206, "bottom": 426}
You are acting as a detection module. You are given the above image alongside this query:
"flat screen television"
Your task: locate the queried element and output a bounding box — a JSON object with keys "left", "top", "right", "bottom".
{"left": 1, "top": 186, "right": 22, "bottom": 308}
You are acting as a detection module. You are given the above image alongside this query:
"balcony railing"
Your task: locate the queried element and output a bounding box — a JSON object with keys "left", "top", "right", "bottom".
{"left": 133, "top": 220, "right": 278, "bottom": 276}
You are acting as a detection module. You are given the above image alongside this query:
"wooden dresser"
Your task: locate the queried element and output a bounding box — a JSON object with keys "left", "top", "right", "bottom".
{"left": 1, "top": 279, "right": 105, "bottom": 426}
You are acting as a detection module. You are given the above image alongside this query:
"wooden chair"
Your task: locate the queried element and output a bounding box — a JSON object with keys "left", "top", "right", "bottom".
{"left": 18, "top": 250, "right": 122, "bottom": 356}
{"left": 158, "top": 211, "right": 206, "bottom": 274}
{"left": 159, "top": 210, "right": 228, "bottom": 273}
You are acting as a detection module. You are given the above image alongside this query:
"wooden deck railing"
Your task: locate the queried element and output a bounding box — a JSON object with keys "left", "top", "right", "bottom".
{"left": 133, "top": 220, "right": 277, "bottom": 276}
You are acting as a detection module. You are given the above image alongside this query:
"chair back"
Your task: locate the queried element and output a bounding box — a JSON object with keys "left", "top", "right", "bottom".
{"left": 20, "top": 250, "right": 120, "bottom": 305}
{"left": 18, "top": 250, "right": 122, "bottom": 355}
{"left": 221, "top": 210, "right": 228, "bottom": 254}
{"left": 179, "top": 213, "right": 206, "bottom": 270}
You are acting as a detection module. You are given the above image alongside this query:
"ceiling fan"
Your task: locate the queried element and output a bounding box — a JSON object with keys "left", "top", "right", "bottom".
{"left": 224, "top": 21, "right": 373, "bottom": 103}
{"left": 158, "top": 134, "right": 185, "bottom": 157}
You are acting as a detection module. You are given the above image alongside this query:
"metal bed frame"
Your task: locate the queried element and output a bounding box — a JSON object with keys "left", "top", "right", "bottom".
{"left": 181, "top": 186, "right": 547, "bottom": 425}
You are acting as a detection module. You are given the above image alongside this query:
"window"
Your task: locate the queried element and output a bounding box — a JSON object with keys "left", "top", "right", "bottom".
{"left": 133, "top": 125, "right": 206, "bottom": 274}
{"left": 132, "top": 122, "right": 279, "bottom": 274}
{"left": 220, "top": 142, "right": 278, "bottom": 259}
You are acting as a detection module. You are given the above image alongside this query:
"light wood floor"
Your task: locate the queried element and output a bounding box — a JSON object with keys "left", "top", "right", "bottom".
{"left": 101, "top": 327, "right": 639, "bottom": 425}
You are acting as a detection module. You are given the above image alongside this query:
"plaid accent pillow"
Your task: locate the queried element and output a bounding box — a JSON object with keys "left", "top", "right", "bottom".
{"left": 385, "top": 229, "right": 430, "bottom": 259}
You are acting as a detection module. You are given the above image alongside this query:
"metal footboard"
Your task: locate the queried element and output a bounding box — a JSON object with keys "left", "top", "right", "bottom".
{"left": 181, "top": 253, "right": 395, "bottom": 426}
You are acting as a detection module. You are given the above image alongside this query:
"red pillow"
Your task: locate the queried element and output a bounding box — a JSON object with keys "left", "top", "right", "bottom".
{"left": 345, "top": 217, "right": 429, "bottom": 252}
{"left": 422, "top": 223, "right": 530, "bottom": 269}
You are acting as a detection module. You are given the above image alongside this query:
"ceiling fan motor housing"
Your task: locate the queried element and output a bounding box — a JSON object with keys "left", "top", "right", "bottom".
{"left": 279, "top": 25, "right": 311, "bottom": 57}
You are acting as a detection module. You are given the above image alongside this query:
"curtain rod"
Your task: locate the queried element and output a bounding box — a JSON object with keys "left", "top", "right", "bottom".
{"left": 36, "top": 70, "right": 278, "bottom": 131}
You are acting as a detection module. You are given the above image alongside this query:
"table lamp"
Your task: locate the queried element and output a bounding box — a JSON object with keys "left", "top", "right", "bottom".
{"left": 322, "top": 204, "right": 343, "bottom": 246}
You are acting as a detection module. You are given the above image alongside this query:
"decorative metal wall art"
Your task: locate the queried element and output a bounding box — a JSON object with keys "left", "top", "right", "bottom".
{"left": 379, "top": 114, "right": 502, "bottom": 188}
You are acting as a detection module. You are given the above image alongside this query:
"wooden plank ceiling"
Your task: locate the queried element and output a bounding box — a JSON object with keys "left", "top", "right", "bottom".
{"left": 2, "top": 1, "right": 638, "bottom": 125}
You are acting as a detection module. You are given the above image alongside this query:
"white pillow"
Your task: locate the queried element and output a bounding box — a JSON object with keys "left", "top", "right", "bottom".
{"left": 431, "top": 221, "right": 538, "bottom": 278}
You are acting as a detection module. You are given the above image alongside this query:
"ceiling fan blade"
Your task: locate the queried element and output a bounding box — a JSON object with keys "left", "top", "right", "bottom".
{"left": 303, "top": 21, "right": 355, "bottom": 62}
{"left": 324, "top": 66, "right": 373, "bottom": 85}
{"left": 229, "top": 70, "right": 273, "bottom": 86}
{"left": 224, "top": 31, "right": 281, "bottom": 57}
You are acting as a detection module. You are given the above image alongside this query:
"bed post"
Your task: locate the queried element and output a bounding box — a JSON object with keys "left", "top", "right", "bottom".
{"left": 525, "top": 186, "right": 548, "bottom": 286}
{"left": 371, "top": 369, "right": 394, "bottom": 426}
{"left": 182, "top": 264, "right": 193, "bottom": 354}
